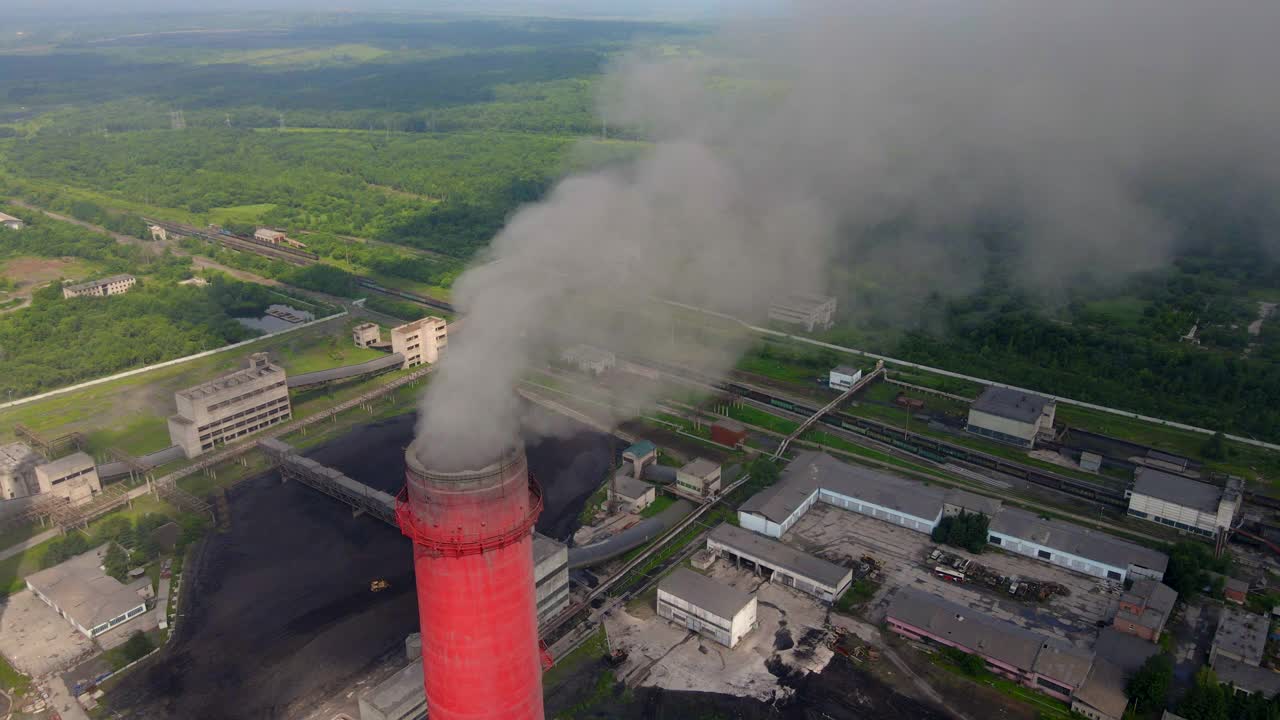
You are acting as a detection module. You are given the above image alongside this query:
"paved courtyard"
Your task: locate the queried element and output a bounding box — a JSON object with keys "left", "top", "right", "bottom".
{"left": 785, "top": 504, "right": 1123, "bottom": 647}
{"left": 0, "top": 589, "right": 96, "bottom": 677}
{"left": 604, "top": 561, "right": 834, "bottom": 701}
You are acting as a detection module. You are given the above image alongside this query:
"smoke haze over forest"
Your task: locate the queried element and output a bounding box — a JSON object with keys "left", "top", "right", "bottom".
{"left": 408, "top": 0, "right": 1280, "bottom": 469}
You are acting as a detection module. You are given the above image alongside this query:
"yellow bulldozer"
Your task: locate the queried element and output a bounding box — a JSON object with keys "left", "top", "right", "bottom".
{"left": 370, "top": 579, "right": 390, "bottom": 592}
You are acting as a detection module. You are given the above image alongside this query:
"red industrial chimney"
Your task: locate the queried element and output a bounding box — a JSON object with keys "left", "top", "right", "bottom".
{"left": 396, "top": 443, "right": 545, "bottom": 720}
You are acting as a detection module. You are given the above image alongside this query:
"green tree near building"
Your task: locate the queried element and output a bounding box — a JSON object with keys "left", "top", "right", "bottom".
{"left": 931, "top": 511, "right": 990, "bottom": 554}
{"left": 102, "top": 542, "right": 129, "bottom": 583}
{"left": 1125, "top": 653, "right": 1173, "bottom": 715}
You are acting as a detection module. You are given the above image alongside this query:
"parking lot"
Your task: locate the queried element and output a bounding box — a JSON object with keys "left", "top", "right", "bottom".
{"left": 0, "top": 589, "right": 96, "bottom": 677}
{"left": 603, "top": 561, "right": 834, "bottom": 701}
{"left": 784, "top": 505, "right": 1122, "bottom": 647}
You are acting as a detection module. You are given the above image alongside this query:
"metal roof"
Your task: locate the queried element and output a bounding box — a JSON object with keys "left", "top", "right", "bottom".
{"left": 886, "top": 588, "right": 1045, "bottom": 671}
{"left": 658, "top": 567, "right": 754, "bottom": 622}
{"left": 25, "top": 546, "right": 150, "bottom": 629}
{"left": 970, "top": 386, "right": 1050, "bottom": 424}
{"left": 36, "top": 451, "right": 95, "bottom": 480}
{"left": 1132, "top": 467, "right": 1223, "bottom": 514}
{"left": 1073, "top": 658, "right": 1129, "bottom": 720}
{"left": 708, "top": 522, "right": 852, "bottom": 590}
{"left": 1119, "top": 580, "right": 1177, "bottom": 620}
{"left": 740, "top": 451, "right": 944, "bottom": 525}
{"left": 679, "top": 458, "right": 720, "bottom": 479}
{"left": 831, "top": 365, "right": 861, "bottom": 376}
{"left": 943, "top": 488, "right": 1003, "bottom": 517}
{"left": 1213, "top": 657, "right": 1280, "bottom": 697}
{"left": 1213, "top": 607, "right": 1268, "bottom": 666}
{"left": 1094, "top": 627, "right": 1159, "bottom": 674}
{"left": 990, "top": 506, "right": 1168, "bottom": 574}
{"left": 612, "top": 474, "right": 654, "bottom": 501}
{"left": 1032, "top": 640, "right": 1095, "bottom": 689}
{"left": 623, "top": 440, "right": 657, "bottom": 458}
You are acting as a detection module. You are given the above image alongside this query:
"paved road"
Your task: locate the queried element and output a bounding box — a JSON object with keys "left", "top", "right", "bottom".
{"left": 0, "top": 528, "right": 59, "bottom": 562}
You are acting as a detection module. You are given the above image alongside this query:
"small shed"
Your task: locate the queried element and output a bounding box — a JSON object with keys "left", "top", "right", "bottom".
{"left": 711, "top": 420, "right": 747, "bottom": 448}
{"left": 1079, "top": 452, "right": 1103, "bottom": 473}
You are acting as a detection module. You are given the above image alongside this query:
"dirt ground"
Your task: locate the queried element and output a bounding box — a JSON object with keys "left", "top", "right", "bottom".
{"left": 604, "top": 561, "right": 834, "bottom": 702}
{"left": 102, "top": 411, "right": 617, "bottom": 719}
{"left": 785, "top": 504, "right": 1121, "bottom": 646}
{"left": 0, "top": 255, "right": 97, "bottom": 290}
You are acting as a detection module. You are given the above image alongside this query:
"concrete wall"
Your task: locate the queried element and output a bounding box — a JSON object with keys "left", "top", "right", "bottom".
{"left": 391, "top": 317, "right": 447, "bottom": 368}
{"left": 1128, "top": 493, "right": 1219, "bottom": 535}
{"left": 534, "top": 540, "right": 570, "bottom": 626}
{"left": 966, "top": 409, "right": 1038, "bottom": 446}
{"left": 707, "top": 536, "right": 852, "bottom": 603}
{"left": 988, "top": 530, "right": 1128, "bottom": 581}
{"left": 817, "top": 487, "right": 940, "bottom": 534}
{"left": 657, "top": 589, "right": 756, "bottom": 648}
{"left": 169, "top": 366, "right": 292, "bottom": 458}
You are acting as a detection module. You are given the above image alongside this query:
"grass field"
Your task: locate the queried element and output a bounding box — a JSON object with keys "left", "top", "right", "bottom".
{"left": 639, "top": 494, "right": 676, "bottom": 518}
{"left": 726, "top": 404, "right": 798, "bottom": 435}
{"left": 0, "top": 315, "right": 371, "bottom": 457}
{"left": 0, "top": 255, "right": 103, "bottom": 290}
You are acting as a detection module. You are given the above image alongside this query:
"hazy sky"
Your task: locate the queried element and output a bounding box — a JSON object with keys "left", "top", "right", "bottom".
{"left": 4, "top": 0, "right": 740, "bottom": 20}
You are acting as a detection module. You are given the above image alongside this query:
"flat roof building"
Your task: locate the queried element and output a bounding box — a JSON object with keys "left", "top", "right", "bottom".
{"left": 63, "top": 274, "right": 136, "bottom": 299}
{"left": 26, "top": 545, "right": 151, "bottom": 638}
{"left": 966, "top": 386, "right": 1056, "bottom": 448}
{"left": 1213, "top": 657, "right": 1280, "bottom": 698}
{"left": 1071, "top": 659, "right": 1129, "bottom": 720}
{"left": 0, "top": 442, "right": 40, "bottom": 500}
{"left": 828, "top": 365, "right": 863, "bottom": 392}
{"left": 610, "top": 473, "right": 656, "bottom": 513}
{"left": 675, "top": 458, "right": 721, "bottom": 501}
{"left": 390, "top": 316, "right": 447, "bottom": 369}
{"left": 1128, "top": 468, "right": 1242, "bottom": 539}
{"left": 707, "top": 522, "right": 852, "bottom": 603}
{"left": 989, "top": 506, "right": 1168, "bottom": 583}
{"left": 710, "top": 420, "right": 747, "bottom": 449}
{"left": 254, "top": 228, "right": 306, "bottom": 248}
{"left": 768, "top": 292, "right": 837, "bottom": 332}
{"left": 886, "top": 588, "right": 1093, "bottom": 701}
{"left": 1113, "top": 579, "right": 1177, "bottom": 642}
{"left": 562, "top": 344, "right": 615, "bottom": 376}
{"left": 168, "top": 353, "right": 292, "bottom": 458}
{"left": 358, "top": 659, "right": 428, "bottom": 720}
{"left": 657, "top": 567, "right": 757, "bottom": 648}
{"left": 0, "top": 212, "right": 24, "bottom": 231}
{"left": 352, "top": 322, "right": 381, "bottom": 348}
{"left": 1210, "top": 607, "right": 1268, "bottom": 667}
{"left": 533, "top": 533, "right": 570, "bottom": 627}
{"left": 34, "top": 451, "right": 101, "bottom": 505}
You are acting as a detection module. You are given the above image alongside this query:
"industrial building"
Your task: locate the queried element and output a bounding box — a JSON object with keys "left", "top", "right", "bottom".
{"left": 359, "top": 659, "right": 427, "bottom": 720}
{"left": 1112, "top": 579, "right": 1177, "bottom": 642}
{"left": 1127, "top": 468, "right": 1242, "bottom": 539}
{"left": 62, "top": 273, "right": 136, "bottom": 299}
{"left": 561, "top": 344, "right": 616, "bottom": 375}
{"left": 710, "top": 420, "right": 747, "bottom": 448}
{"left": 167, "top": 353, "right": 292, "bottom": 458}
{"left": 988, "top": 507, "right": 1168, "bottom": 583}
{"left": 965, "top": 386, "right": 1056, "bottom": 448}
{"left": 706, "top": 522, "right": 852, "bottom": 603}
{"left": 533, "top": 534, "right": 570, "bottom": 627}
{"left": 657, "top": 567, "right": 758, "bottom": 648}
{"left": 828, "top": 365, "right": 863, "bottom": 392}
{"left": 0, "top": 442, "right": 40, "bottom": 500}
{"left": 0, "top": 211, "right": 24, "bottom": 230}
{"left": 390, "top": 316, "right": 447, "bottom": 369}
{"left": 738, "top": 452, "right": 1165, "bottom": 582}
{"left": 352, "top": 322, "right": 382, "bottom": 348}
{"left": 609, "top": 473, "right": 656, "bottom": 513}
{"left": 254, "top": 228, "right": 307, "bottom": 248}
{"left": 34, "top": 451, "right": 101, "bottom": 505}
{"left": 622, "top": 439, "right": 657, "bottom": 477}
{"left": 886, "top": 588, "right": 1093, "bottom": 702}
{"left": 1071, "top": 659, "right": 1129, "bottom": 720}
{"left": 767, "top": 292, "right": 837, "bottom": 332}
{"left": 674, "top": 458, "right": 721, "bottom": 500}
{"left": 738, "top": 451, "right": 999, "bottom": 539}
{"left": 25, "top": 545, "right": 152, "bottom": 638}
{"left": 1207, "top": 607, "right": 1279, "bottom": 697}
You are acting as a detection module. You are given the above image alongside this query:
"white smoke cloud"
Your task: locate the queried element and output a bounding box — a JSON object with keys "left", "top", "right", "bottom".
{"left": 415, "top": 0, "right": 1280, "bottom": 469}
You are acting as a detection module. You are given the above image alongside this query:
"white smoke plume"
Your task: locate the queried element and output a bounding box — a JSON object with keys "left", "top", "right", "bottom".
{"left": 415, "top": 0, "right": 1280, "bottom": 469}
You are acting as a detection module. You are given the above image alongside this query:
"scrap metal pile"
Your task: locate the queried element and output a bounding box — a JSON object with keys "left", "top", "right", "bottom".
{"left": 927, "top": 549, "right": 1069, "bottom": 602}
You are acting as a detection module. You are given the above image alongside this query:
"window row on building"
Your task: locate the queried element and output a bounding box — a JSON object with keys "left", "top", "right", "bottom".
{"left": 204, "top": 379, "right": 288, "bottom": 415}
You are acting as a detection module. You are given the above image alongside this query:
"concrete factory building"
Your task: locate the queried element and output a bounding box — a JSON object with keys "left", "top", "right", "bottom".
{"left": 989, "top": 507, "right": 1168, "bottom": 583}
{"left": 1210, "top": 607, "right": 1268, "bottom": 667}
{"left": 26, "top": 545, "right": 151, "bottom": 638}
{"left": 62, "top": 274, "right": 136, "bottom": 299}
{"left": 706, "top": 522, "right": 853, "bottom": 603}
{"left": 1071, "top": 659, "right": 1130, "bottom": 720}
{"left": 657, "top": 567, "right": 758, "bottom": 648}
{"left": 0, "top": 442, "right": 41, "bottom": 500}
{"left": 562, "top": 344, "right": 615, "bottom": 375}
{"left": 352, "top": 322, "right": 381, "bottom": 348}
{"left": 609, "top": 473, "right": 656, "bottom": 513}
{"left": 622, "top": 440, "right": 657, "bottom": 477}
{"left": 34, "top": 451, "right": 101, "bottom": 505}
{"left": 390, "top": 316, "right": 447, "bottom": 368}
{"left": 966, "top": 386, "right": 1056, "bottom": 448}
{"left": 0, "top": 211, "right": 24, "bottom": 231}
{"left": 828, "top": 365, "right": 863, "bottom": 392}
{"left": 1127, "top": 468, "right": 1242, "bottom": 539}
{"left": 1112, "top": 579, "right": 1177, "bottom": 642}
{"left": 768, "top": 292, "right": 837, "bottom": 332}
{"left": 168, "top": 353, "right": 292, "bottom": 458}
{"left": 886, "top": 589, "right": 1094, "bottom": 703}
{"left": 533, "top": 534, "right": 570, "bottom": 626}
{"left": 675, "top": 458, "right": 722, "bottom": 501}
